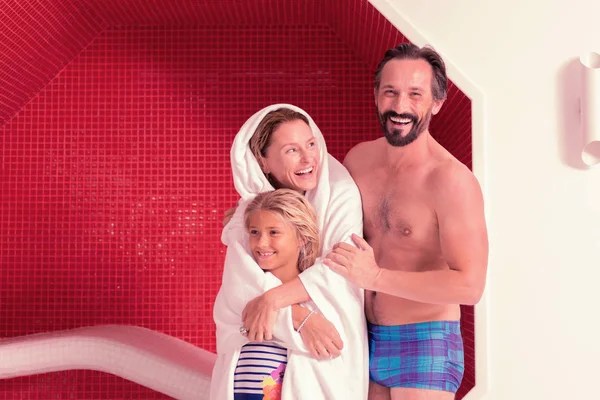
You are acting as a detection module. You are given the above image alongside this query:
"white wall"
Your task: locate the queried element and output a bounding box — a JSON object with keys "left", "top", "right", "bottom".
{"left": 371, "top": 1, "right": 600, "bottom": 399}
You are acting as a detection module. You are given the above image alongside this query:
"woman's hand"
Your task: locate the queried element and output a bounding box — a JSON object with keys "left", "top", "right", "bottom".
{"left": 292, "top": 305, "right": 344, "bottom": 360}
{"left": 242, "top": 291, "right": 279, "bottom": 342}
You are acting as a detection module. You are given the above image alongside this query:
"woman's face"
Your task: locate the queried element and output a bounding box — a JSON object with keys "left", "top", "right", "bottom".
{"left": 262, "top": 119, "right": 320, "bottom": 193}
{"left": 247, "top": 210, "right": 301, "bottom": 283}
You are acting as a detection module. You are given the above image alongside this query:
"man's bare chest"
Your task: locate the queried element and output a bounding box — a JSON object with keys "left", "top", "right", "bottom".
{"left": 355, "top": 174, "right": 437, "bottom": 242}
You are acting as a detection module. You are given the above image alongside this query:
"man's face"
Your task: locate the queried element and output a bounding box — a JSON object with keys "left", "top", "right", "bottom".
{"left": 375, "top": 58, "right": 444, "bottom": 147}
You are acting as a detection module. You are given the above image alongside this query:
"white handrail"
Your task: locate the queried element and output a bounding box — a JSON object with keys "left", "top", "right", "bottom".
{"left": 0, "top": 325, "right": 216, "bottom": 400}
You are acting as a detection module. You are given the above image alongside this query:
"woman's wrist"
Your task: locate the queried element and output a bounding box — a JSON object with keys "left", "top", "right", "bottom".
{"left": 295, "top": 309, "right": 315, "bottom": 333}
{"left": 291, "top": 304, "right": 309, "bottom": 330}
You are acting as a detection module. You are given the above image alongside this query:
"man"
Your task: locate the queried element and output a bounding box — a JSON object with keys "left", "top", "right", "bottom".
{"left": 324, "top": 43, "right": 488, "bottom": 400}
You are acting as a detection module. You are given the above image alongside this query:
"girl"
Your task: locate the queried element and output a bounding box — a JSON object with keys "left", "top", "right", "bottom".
{"left": 234, "top": 189, "right": 318, "bottom": 400}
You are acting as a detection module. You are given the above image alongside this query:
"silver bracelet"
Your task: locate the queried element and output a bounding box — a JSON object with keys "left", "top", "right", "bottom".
{"left": 296, "top": 310, "right": 316, "bottom": 333}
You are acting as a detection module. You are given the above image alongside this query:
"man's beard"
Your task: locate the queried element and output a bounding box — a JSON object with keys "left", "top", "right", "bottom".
{"left": 377, "top": 108, "right": 432, "bottom": 147}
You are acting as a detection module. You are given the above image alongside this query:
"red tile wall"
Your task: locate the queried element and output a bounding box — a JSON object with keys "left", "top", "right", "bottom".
{"left": 1, "top": 24, "right": 372, "bottom": 399}
{"left": 0, "top": 1, "right": 474, "bottom": 398}
{"left": 0, "top": 0, "right": 105, "bottom": 127}
{"left": 80, "top": 0, "right": 325, "bottom": 26}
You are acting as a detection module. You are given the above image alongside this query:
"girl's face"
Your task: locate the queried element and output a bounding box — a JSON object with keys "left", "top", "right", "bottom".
{"left": 261, "top": 119, "right": 320, "bottom": 193}
{"left": 247, "top": 210, "right": 301, "bottom": 283}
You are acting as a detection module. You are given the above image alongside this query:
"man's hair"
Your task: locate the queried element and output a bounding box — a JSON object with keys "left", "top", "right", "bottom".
{"left": 249, "top": 108, "right": 310, "bottom": 187}
{"left": 374, "top": 43, "right": 448, "bottom": 101}
{"left": 245, "top": 189, "right": 319, "bottom": 272}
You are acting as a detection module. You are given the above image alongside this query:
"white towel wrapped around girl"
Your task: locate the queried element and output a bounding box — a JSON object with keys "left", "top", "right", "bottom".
{"left": 210, "top": 104, "right": 368, "bottom": 400}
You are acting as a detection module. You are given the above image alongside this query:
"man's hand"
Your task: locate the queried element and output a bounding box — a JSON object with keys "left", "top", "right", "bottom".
{"left": 242, "top": 291, "right": 279, "bottom": 342}
{"left": 324, "top": 234, "right": 382, "bottom": 290}
{"left": 293, "top": 306, "right": 344, "bottom": 360}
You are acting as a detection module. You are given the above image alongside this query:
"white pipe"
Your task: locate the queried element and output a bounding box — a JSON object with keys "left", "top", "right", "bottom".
{"left": 0, "top": 325, "right": 216, "bottom": 400}
{"left": 580, "top": 51, "right": 600, "bottom": 166}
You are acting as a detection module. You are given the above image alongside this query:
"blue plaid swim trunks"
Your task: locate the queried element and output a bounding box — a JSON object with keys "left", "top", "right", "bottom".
{"left": 368, "top": 320, "right": 465, "bottom": 393}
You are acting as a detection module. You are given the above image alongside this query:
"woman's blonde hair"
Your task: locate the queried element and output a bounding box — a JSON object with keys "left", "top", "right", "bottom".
{"left": 248, "top": 108, "right": 310, "bottom": 189}
{"left": 244, "top": 189, "right": 319, "bottom": 272}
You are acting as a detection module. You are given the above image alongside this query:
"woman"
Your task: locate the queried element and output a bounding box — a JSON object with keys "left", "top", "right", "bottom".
{"left": 210, "top": 104, "right": 368, "bottom": 399}
{"left": 234, "top": 188, "right": 320, "bottom": 399}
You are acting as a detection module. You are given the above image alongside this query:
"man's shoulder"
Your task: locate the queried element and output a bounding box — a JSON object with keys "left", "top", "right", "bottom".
{"left": 343, "top": 139, "right": 381, "bottom": 170}
{"left": 427, "top": 158, "right": 482, "bottom": 201}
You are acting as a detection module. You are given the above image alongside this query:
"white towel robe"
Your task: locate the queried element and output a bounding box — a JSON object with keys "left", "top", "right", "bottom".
{"left": 210, "top": 104, "right": 368, "bottom": 400}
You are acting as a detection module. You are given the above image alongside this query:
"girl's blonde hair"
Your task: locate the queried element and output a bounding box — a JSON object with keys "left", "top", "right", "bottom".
{"left": 244, "top": 189, "right": 319, "bottom": 272}
{"left": 248, "top": 108, "right": 310, "bottom": 189}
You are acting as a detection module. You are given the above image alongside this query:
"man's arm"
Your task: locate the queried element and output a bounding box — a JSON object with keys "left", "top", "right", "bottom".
{"left": 325, "top": 165, "right": 488, "bottom": 305}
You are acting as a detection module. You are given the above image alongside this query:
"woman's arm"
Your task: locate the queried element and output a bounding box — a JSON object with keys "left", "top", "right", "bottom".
{"left": 242, "top": 159, "right": 365, "bottom": 347}
{"left": 291, "top": 304, "right": 344, "bottom": 359}
{"left": 215, "top": 203, "right": 316, "bottom": 355}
